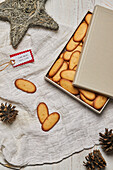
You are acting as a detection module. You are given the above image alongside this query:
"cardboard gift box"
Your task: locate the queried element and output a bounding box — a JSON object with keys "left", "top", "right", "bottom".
{"left": 73, "top": 5, "right": 113, "bottom": 98}
{"left": 45, "top": 5, "right": 111, "bottom": 114}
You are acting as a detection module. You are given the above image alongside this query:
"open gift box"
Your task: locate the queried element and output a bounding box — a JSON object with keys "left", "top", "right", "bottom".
{"left": 45, "top": 5, "right": 113, "bottom": 114}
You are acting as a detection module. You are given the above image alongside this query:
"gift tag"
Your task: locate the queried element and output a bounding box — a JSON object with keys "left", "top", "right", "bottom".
{"left": 10, "top": 49, "right": 34, "bottom": 67}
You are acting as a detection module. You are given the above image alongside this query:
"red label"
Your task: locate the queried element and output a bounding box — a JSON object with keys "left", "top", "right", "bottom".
{"left": 10, "top": 49, "right": 34, "bottom": 67}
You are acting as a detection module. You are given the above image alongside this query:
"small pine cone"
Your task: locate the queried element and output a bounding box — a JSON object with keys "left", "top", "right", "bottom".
{"left": 83, "top": 150, "right": 106, "bottom": 170}
{"left": 0, "top": 103, "right": 18, "bottom": 124}
{"left": 99, "top": 128, "right": 113, "bottom": 152}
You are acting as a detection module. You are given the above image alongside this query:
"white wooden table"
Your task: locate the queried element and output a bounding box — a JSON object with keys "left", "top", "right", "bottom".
{"left": 0, "top": 0, "right": 113, "bottom": 169}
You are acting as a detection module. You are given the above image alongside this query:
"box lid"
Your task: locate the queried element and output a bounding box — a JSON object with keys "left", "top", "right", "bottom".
{"left": 73, "top": 5, "right": 113, "bottom": 98}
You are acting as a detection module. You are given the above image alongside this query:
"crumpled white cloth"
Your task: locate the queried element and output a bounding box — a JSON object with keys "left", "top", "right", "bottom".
{"left": 0, "top": 13, "right": 113, "bottom": 167}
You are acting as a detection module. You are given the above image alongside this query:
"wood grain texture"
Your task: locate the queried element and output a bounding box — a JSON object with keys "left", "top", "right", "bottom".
{"left": 0, "top": 0, "right": 113, "bottom": 170}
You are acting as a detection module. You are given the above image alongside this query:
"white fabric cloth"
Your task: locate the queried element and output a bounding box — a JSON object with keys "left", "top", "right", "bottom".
{"left": 0, "top": 17, "right": 113, "bottom": 167}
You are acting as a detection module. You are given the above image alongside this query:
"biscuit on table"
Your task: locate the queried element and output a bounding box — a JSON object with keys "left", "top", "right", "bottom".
{"left": 42, "top": 112, "right": 60, "bottom": 131}
{"left": 37, "top": 102, "right": 49, "bottom": 124}
{"left": 15, "top": 79, "right": 36, "bottom": 93}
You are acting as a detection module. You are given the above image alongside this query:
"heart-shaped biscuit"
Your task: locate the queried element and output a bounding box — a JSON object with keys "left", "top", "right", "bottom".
{"left": 37, "top": 102, "right": 60, "bottom": 131}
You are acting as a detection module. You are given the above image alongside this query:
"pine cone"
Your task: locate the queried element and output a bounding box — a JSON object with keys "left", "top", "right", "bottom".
{"left": 0, "top": 103, "right": 18, "bottom": 124}
{"left": 99, "top": 128, "right": 113, "bottom": 152}
{"left": 83, "top": 150, "right": 106, "bottom": 170}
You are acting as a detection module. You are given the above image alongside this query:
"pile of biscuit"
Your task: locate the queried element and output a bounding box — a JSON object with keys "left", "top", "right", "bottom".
{"left": 48, "top": 13, "right": 107, "bottom": 110}
{"left": 14, "top": 80, "right": 60, "bottom": 131}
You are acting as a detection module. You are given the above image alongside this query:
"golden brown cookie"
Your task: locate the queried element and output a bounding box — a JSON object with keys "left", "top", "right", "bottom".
{"left": 15, "top": 79, "right": 36, "bottom": 93}
{"left": 79, "top": 89, "right": 96, "bottom": 100}
{"left": 73, "top": 22, "right": 88, "bottom": 42}
{"left": 42, "top": 112, "right": 60, "bottom": 131}
{"left": 60, "top": 53, "right": 64, "bottom": 58}
{"left": 53, "top": 62, "right": 68, "bottom": 82}
{"left": 79, "top": 42, "right": 83, "bottom": 46}
{"left": 49, "top": 77, "right": 53, "bottom": 81}
{"left": 60, "top": 79, "right": 79, "bottom": 95}
{"left": 93, "top": 95, "right": 107, "bottom": 110}
{"left": 82, "top": 36, "right": 85, "bottom": 43}
{"left": 63, "top": 45, "right": 82, "bottom": 61}
{"left": 73, "top": 65, "right": 77, "bottom": 71}
{"left": 37, "top": 102, "right": 49, "bottom": 124}
{"left": 60, "top": 70, "right": 76, "bottom": 81}
{"left": 85, "top": 13, "right": 92, "bottom": 25}
{"left": 49, "top": 58, "right": 64, "bottom": 77}
{"left": 80, "top": 93, "right": 93, "bottom": 106}
{"left": 66, "top": 38, "right": 79, "bottom": 51}
{"left": 69, "top": 51, "right": 80, "bottom": 69}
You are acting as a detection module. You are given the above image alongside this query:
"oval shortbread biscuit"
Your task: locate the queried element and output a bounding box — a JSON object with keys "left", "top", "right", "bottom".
{"left": 60, "top": 70, "right": 76, "bottom": 81}
{"left": 37, "top": 103, "right": 49, "bottom": 124}
{"left": 69, "top": 51, "right": 80, "bottom": 69}
{"left": 63, "top": 45, "right": 82, "bottom": 61}
{"left": 49, "top": 58, "right": 64, "bottom": 77}
{"left": 80, "top": 93, "right": 93, "bottom": 106}
{"left": 76, "top": 45, "right": 83, "bottom": 51}
{"left": 15, "top": 79, "right": 36, "bottom": 93}
{"left": 49, "top": 77, "right": 53, "bottom": 81}
{"left": 53, "top": 62, "right": 68, "bottom": 82}
{"left": 73, "top": 22, "right": 88, "bottom": 42}
{"left": 85, "top": 13, "right": 92, "bottom": 25}
{"left": 82, "top": 36, "right": 85, "bottom": 43}
{"left": 73, "top": 65, "right": 77, "bottom": 71}
{"left": 79, "top": 42, "right": 83, "bottom": 46}
{"left": 42, "top": 112, "right": 60, "bottom": 131}
{"left": 66, "top": 38, "right": 79, "bottom": 51}
{"left": 79, "top": 89, "right": 96, "bottom": 100}
{"left": 60, "top": 79, "right": 79, "bottom": 95}
{"left": 60, "top": 53, "right": 64, "bottom": 58}
{"left": 93, "top": 95, "right": 107, "bottom": 110}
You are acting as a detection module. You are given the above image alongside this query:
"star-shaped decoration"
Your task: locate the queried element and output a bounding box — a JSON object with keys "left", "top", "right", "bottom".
{"left": 0, "top": 0, "right": 59, "bottom": 48}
